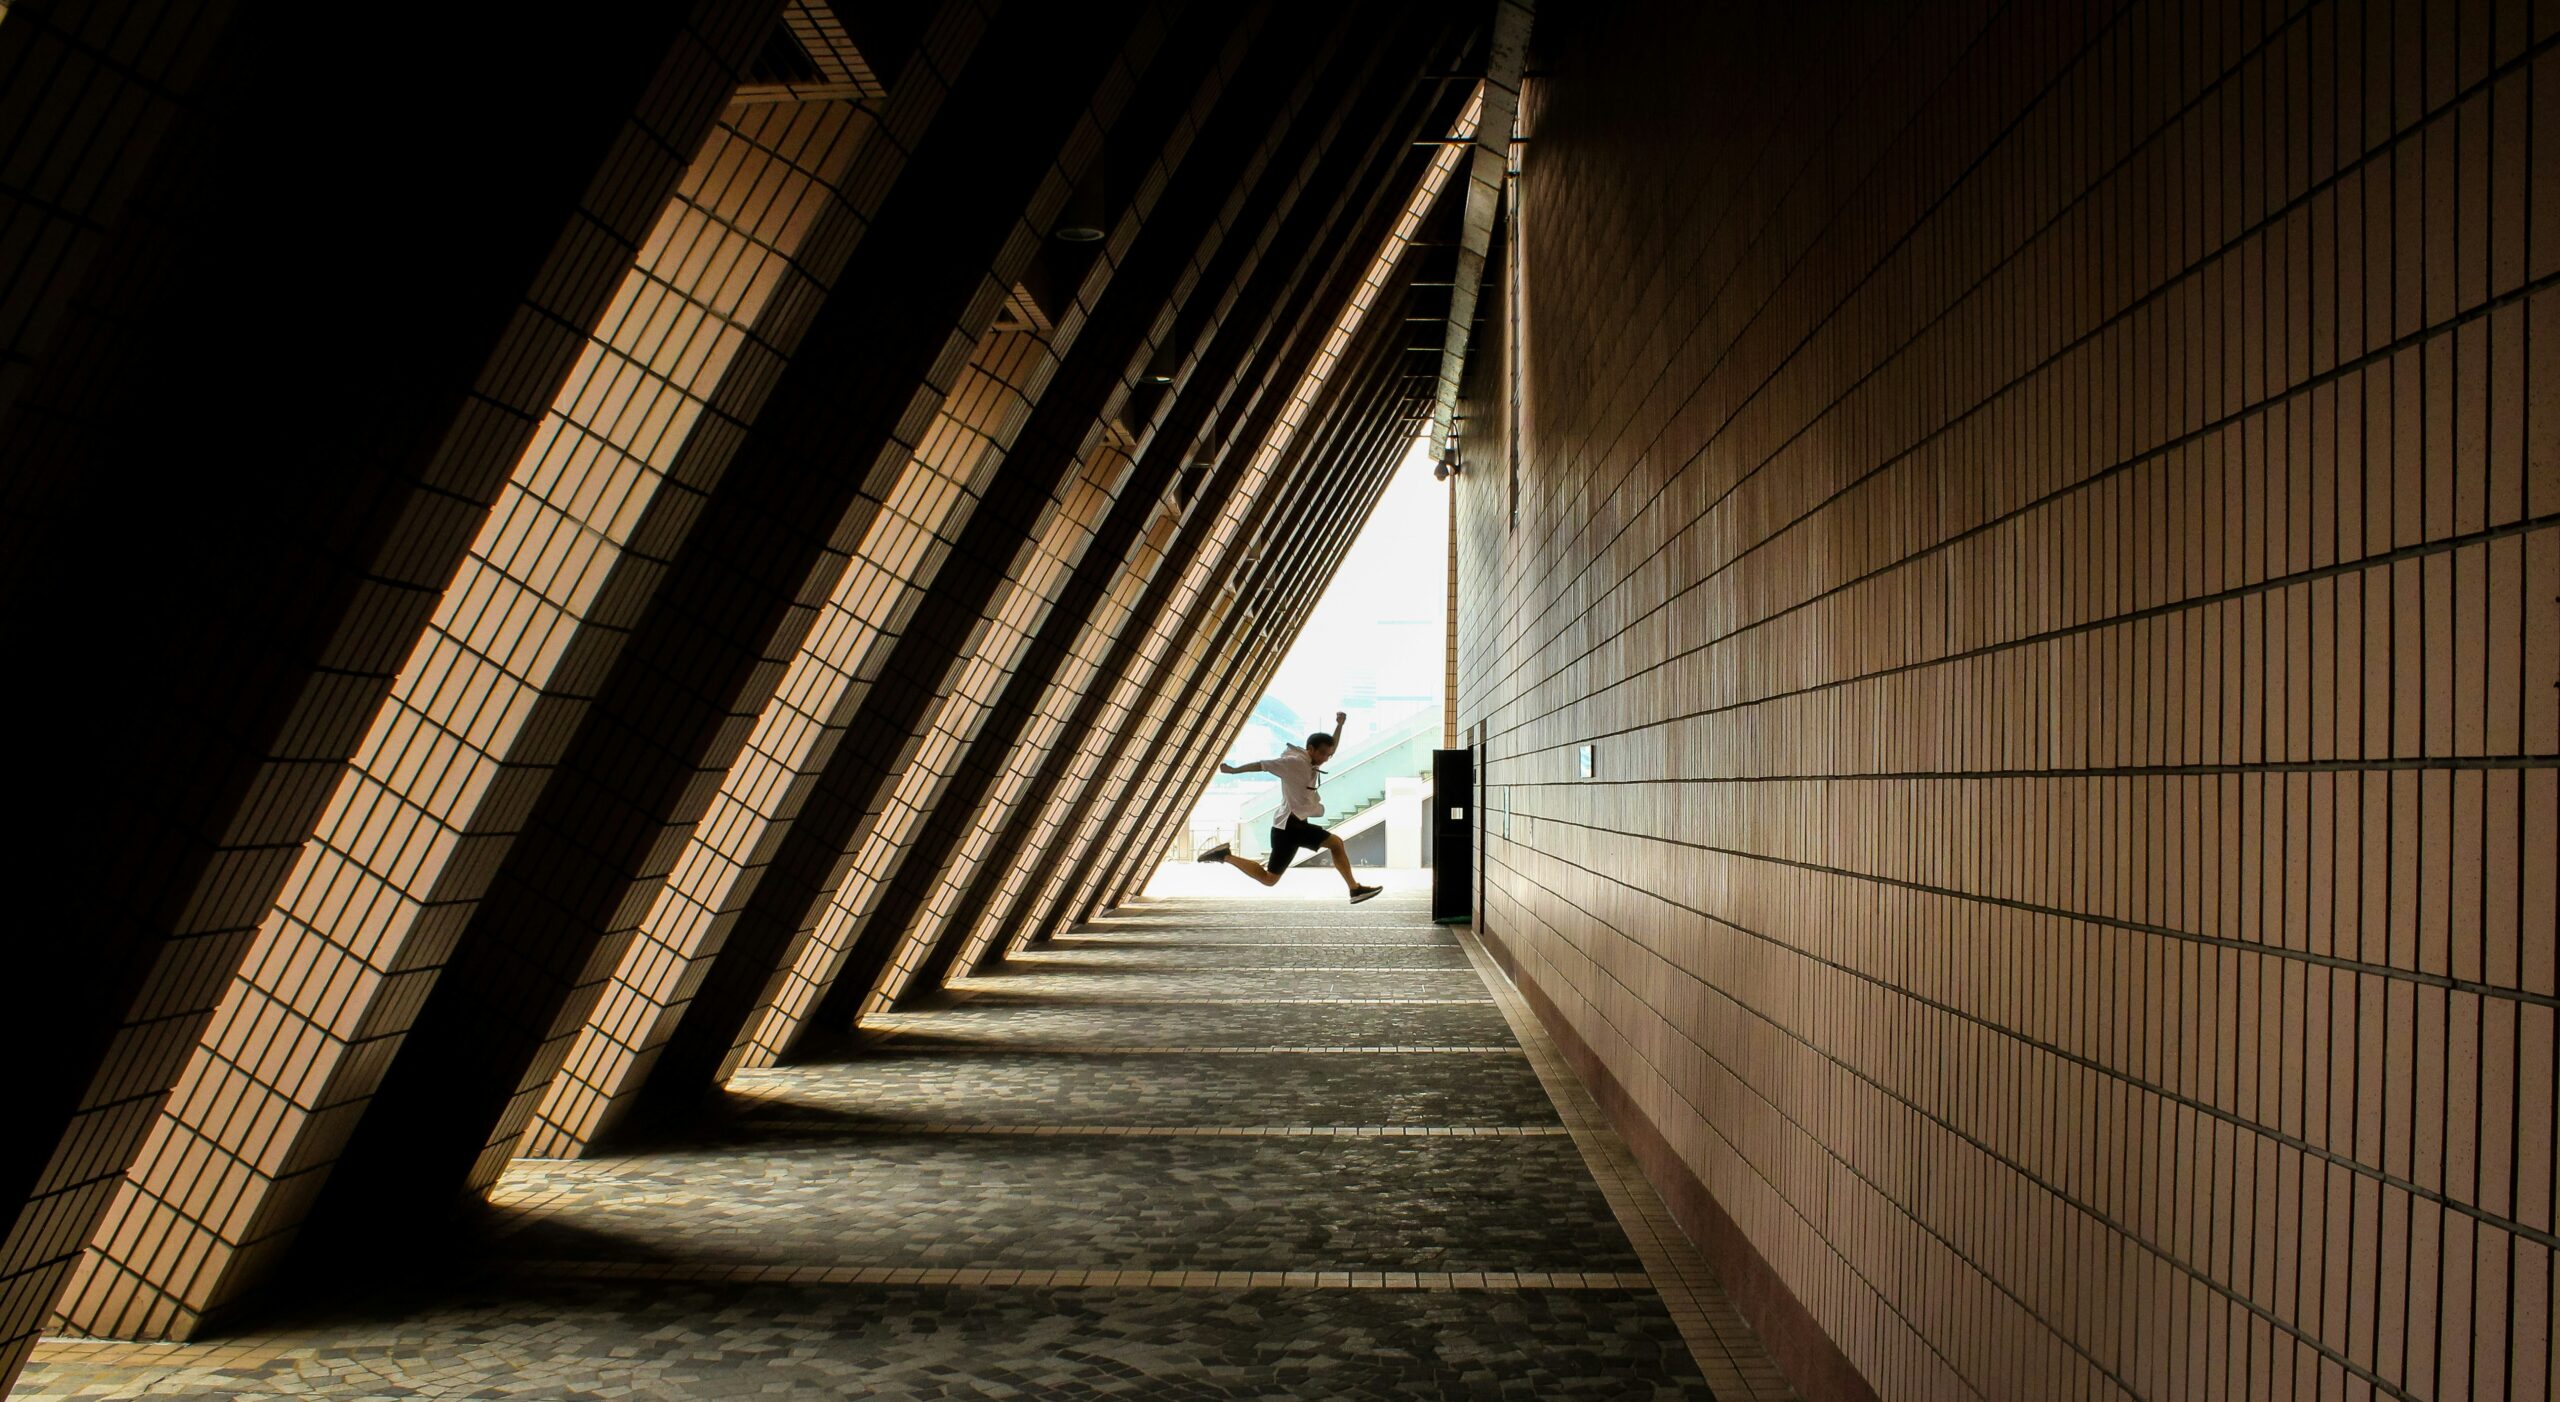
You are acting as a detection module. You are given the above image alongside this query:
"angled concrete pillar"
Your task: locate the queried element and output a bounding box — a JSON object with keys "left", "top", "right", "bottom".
{"left": 1080, "top": 348, "right": 1430, "bottom": 914}
{"left": 519, "top": 319, "right": 1046, "bottom": 1157}
{"left": 832, "top": 18, "right": 1467, "bottom": 1011}
{"left": 1088, "top": 367, "right": 1430, "bottom": 915}
{"left": 623, "top": 3, "right": 1356, "bottom": 1086}
{"left": 51, "top": 1, "right": 1135, "bottom": 1331}
{"left": 960, "top": 112, "right": 1471, "bottom": 961}
{"left": 279, "top": 5, "right": 1184, "bottom": 1254}
{"left": 1016, "top": 334, "right": 1418, "bottom": 949}
{"left": 0, "top": 0, "right": 779, "bottom": 1372}
{"left": 516, "top": 0, "right": 1267, "bottom": 1147}
{"left": 1112, "top": 400, "right": 1429, "bottom": 898}
{"left": 1071, "top": 128, "right": 1481, "bottom": 920}
{"left": 1022, "top": 259, "right": 1443, "bottom": 943}
{"left": 53, "top": 75, "right": 888, "bottom": 1340}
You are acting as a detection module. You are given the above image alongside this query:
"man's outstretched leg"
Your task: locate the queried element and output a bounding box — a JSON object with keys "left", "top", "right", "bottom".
{"left": 1197, "top": 841, "right": 1281, "bottom": 887}
{"left": 1322, "top": 832, "right": 1383, "bottom": 903}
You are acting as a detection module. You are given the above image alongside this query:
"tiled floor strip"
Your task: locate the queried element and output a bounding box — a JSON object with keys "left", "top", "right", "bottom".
{"left": 733, "top": 1122, "right": 1574, "bottom": 1137}
{"left": 494, "top": 1261, "right": 1658, "bottom": 1290}
{"left": 20, "top": 879, "right": 1784, "bottom": 1400}
{"left": 1456, "top": 926, "right": 1799, "bottom": 1401}
{"left": 854, "top": 1040, "right": 1530, "bottom": 1054}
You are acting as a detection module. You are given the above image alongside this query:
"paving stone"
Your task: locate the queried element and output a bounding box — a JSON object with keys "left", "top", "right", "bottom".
{"left": 25, "top": 883, "right": 1749, "bottom": 1399}
{"left": 18, "top": 1283, "right": 1713, "bottom": 1399}
{"left": 1013, "top": 943, "right": 1475, "bottom": 969}
{"left": 951, "top": 968, "right": 1492, "bottom": 1000}
{"left": 485, "top": 1134, "right": 1639, "bottom": 1273}
{"left": 862, "top": 1000, "right": 1519, "bottom": 1049}
{"left": 731, "top": 1052, "right": 1562, "bottom": 1128}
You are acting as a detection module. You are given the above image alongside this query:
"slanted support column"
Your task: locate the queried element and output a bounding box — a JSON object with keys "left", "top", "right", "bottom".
{"left": 838, "top": 16, "right": 1463, "bottom": 1010}
{"left": 631, "top": 4, "right": 1340, "bottom": 1084}
{"left": 961, "top": 103, "right": 1470, "bottom": 963}
{"left": 1028, "top": 257, "right": 1440, "bottom": 940}
{"left": 1087, "top": 374, "right": 1425, "bottom": 916}
{"left": 1024, "top": 329, "right": 1416, "bottom": 950}
{"left": 1064, "top": 107, "right": 1485, "bottom": 923}
{"left": 0, "top": 0, "right": 779, "bottom": 1373}
{"left": 521, "top": 320, "right": 1047, "bottom": 1157}
{"left": 57, "top": 82, "right": 875, "bottom": 1343}
{"left": 282, "top": 4, "right": 1175, "bottom": 1253}
{"left": 1114, "top": 411, "right": 1419, "bottom": 900}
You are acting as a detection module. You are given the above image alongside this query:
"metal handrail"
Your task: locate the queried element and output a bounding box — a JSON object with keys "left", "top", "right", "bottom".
{"left": 1231, "top": 707, "right": 1439, "bottom": 841}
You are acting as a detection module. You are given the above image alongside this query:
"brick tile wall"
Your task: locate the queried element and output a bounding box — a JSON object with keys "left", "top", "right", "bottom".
{"left": 54, "top": 90, "right": 871, "bottom": 1343}
{"left": 303, "top": 2, "right": 1173, "bottom": 1232}
{"left": 0, "top": 0, "right": 776, "bottom": 1379}
{"left": 941, "top": 40, "right": 1461, "bottom": 971}
{"left": 1455, "top": 2, "right": 2558, "bottom": 1398}
{"left": 522, "top": 322, "right": 1040, "bottom": 1157}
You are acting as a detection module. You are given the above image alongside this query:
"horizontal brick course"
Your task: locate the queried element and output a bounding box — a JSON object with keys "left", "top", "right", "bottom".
{"left": 1456, "top": 2, "right": 2558, "bottom": 1398}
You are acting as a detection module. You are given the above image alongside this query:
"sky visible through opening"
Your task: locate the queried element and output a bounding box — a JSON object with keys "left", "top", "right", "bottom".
{"left": 1188, "top": 435, "right": 1447, "bottom": 850}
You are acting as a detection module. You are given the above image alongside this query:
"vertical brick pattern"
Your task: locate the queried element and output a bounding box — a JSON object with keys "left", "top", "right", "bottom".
{"left": 1456, "top": 3, "right": 2558, "bottom": 1400}
{"left": 54, "top": 95, "right": 870, "bottom": 1342}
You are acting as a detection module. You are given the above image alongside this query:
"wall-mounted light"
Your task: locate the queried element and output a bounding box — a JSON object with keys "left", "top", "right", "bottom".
{"left": 1433, "top": 445, "right": 1463, "bottom": 481}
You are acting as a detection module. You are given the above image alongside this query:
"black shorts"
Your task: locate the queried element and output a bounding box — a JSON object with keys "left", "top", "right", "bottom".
{"left": 1267, "top": 814, "right": 1329, "bottom": 871}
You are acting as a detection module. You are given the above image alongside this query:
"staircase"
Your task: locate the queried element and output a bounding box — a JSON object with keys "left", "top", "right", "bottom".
{"left": 1233, "top": 707, "right": 1439, "bottom": 862}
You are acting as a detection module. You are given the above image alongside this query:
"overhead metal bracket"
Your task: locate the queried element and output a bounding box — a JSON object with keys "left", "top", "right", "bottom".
{"left": 1425, "top": 0, "right": 1532, "bottom": 463}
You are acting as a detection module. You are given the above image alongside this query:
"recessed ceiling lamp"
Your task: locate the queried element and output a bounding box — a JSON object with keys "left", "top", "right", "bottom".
{"left": 1055, "top": 180, "right": 1107, "bottom": 243}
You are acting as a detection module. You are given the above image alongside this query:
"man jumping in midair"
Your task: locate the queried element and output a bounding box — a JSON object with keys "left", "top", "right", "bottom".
{"left": 1197, "top": 708, "right": 1383, "bottom": 903}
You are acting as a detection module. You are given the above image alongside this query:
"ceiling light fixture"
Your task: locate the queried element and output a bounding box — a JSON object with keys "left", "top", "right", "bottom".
{"left": 1055, "top": 180, "right": 1107, "bottom": 243}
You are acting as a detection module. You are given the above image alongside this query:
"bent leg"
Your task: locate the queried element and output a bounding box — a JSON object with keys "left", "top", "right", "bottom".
{"left": 1223, "top": 853, "right": 1281, "bottom": 887}
{"left": 1324, "top": 833, "right": 1357, "bottom": 889}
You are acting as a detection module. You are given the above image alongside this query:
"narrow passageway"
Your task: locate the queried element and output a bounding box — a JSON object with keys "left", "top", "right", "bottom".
{"left": 18, "top": 876, "right": 1788, "bottom": 1400}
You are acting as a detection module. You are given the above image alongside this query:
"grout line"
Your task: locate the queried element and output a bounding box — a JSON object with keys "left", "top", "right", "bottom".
{"left": 848, "top": 1042, "right": 1531, "bottom": 1055}
{"left": 1455, "top": 927, "right": 1800, "bottom": 1402}
{"left": 725, "top": 1121, "right": 1573, "bottom": 1138}
{"left": 964, "top": 965, "right": 1475, "bottom": 973}
{"left": 911, "top": 996, "right": 1497, "bottom": 1006}
{"left": 481, "top": 1260, "right": 1661, "bottom": 1292}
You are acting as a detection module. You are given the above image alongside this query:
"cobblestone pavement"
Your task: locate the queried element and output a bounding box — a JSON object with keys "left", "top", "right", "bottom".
{"left": 20, "top": 878, "right": 1791, "bottom": 1399}
{"left": 733, "top": 1049, "right": 1562, "bottom": 1126}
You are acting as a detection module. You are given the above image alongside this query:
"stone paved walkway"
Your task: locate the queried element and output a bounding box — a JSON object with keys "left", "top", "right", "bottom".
{"left": 17, "top": 873, "right": 1792, "bottom": 1399}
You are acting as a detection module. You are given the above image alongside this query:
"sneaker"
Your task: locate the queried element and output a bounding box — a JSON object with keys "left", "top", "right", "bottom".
{"left": 1348, "top": 884, "right": 1383, "bottom": 904}
{"left": 1197, "top": 842, "right": 1232, "bottom": 863}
